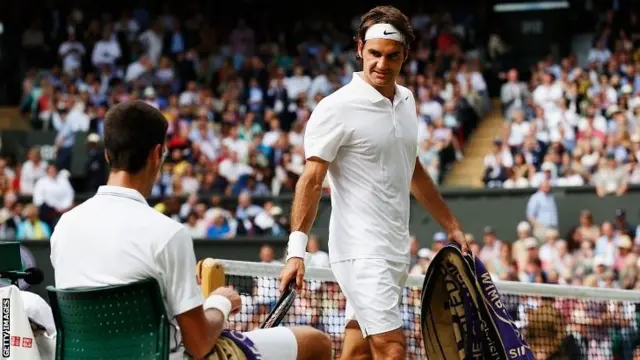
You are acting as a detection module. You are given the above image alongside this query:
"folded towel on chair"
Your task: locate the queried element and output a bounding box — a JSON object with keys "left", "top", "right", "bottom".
{"left": 421, "top": 244, "right": 535, "bottom": 360}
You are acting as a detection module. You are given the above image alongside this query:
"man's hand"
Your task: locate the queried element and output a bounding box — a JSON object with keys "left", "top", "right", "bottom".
{"left": 212, "top": 287, "right": 241, "bottom": 314}
{"left": 449, "top": 229, "right": 469, "bottom": 254}
{"left": 279, "top": 257, "right": 305, "bottom": 292}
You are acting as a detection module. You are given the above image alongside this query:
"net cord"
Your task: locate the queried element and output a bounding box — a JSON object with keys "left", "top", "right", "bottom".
{"left": 218, "top": 259, "right": 640, "bottom": 302}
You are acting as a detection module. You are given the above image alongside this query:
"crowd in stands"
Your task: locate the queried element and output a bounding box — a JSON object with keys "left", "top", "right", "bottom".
{"left": 486, "top": 9, "right": 640, "bottom": 194}
{"left": 2, "top": 4, "right": 486, "bottom": 240}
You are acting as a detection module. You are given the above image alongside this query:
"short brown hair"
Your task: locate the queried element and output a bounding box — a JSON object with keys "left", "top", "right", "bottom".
{"left": 355, "top": 6, "right": 415, "bottom": 49}
{"left": 104, "top": 100, "right": 168, "bottom": 174}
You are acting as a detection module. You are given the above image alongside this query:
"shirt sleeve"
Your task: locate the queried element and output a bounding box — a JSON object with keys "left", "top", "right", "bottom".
{"left": 156, "top": 227, "right": 204, "bottom": 317}
{"left": 304, "top": 100, "right": 348, "bottom": 163}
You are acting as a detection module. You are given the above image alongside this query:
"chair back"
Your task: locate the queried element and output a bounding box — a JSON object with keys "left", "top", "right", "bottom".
{"left": 47, "top": 279, "right": 170, "bottom": 360}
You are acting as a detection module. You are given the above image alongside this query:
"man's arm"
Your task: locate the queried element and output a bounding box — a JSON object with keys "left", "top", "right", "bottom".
{"left": 289, "top": 157, "right": 330, "bottom": 234}
{"left": 176, "top": 307, "right": 224, "bottom": 359}
{"left": 410, "top": 158, "right": 461, "bottom": 234}
{"left": 280, "top": 99, "right": 345, "bottom": 289}
{"left": 158, "top": 228, "right": 230, "bottom": 359}
{"left": 278, "top": 158, "right": 330, "bottom": 291}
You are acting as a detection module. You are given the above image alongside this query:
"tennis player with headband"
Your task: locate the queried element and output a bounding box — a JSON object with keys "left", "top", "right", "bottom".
{"left": 280, "top": 6, "right": 469, "bottom": 360}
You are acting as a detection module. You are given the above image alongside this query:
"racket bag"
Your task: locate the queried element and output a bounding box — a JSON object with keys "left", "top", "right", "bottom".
{"left": 421, "top": 243, "right": 535, "bottom": 360}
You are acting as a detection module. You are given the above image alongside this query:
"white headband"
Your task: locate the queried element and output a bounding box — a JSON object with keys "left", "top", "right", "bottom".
{"left": 364, "top": 23, "right": 405, "bottom": 44}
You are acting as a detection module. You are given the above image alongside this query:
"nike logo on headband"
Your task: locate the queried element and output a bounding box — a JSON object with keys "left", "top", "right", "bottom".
{"left": 383, "top": 30, "right": 396, "bottom": 35}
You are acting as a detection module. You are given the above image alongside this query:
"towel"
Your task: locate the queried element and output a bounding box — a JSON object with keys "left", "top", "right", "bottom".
{"left": 421, "top": 244, "right": 535, "bottom": 360}
{"left": 19, "top": 290, "right": 56, "bottom": 336}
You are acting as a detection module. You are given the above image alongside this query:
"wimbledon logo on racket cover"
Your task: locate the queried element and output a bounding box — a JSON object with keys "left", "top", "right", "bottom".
{"left": 1, "top": 298, "right": 9, "bottom": 358}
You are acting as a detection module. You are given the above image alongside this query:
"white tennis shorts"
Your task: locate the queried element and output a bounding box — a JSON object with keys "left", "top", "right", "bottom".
{"left": 332, "top": 258, "right": 410, "bottom": 337}
{"left": 245, "top": 327, "right": 298, "bottom": 360}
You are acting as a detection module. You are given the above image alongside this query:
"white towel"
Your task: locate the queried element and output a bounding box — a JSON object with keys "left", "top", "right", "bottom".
{"left": 19, "top": 291, "right": 56, "bottom": 336}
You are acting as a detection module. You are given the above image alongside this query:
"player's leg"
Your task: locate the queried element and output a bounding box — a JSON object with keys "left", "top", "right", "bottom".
{"left": 332, "top": 258, "right": 409, "bottom": 360}
{"left": 243, "top": 326, "right": 332, "bottom": 360}
{"left": 368, "top": 328, "right": 406, "bottom": 360}
{"left": 289, "top": 326, "right": 332, "bottom": 360}
{"left": 332, "top": 260, "right": 373, "bottom": 359}
{"left": 340, "top": 320, "right": 372, "bottom": 360}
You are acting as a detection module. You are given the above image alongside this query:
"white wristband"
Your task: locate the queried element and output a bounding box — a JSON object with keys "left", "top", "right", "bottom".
{"left": 204, "top": 294, "right": 232, "bottom": 319}
{"left": 286, "top": 231, "right": 308, "bottom": 261}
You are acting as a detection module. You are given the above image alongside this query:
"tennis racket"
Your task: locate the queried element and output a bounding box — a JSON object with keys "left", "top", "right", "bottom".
{"left": 259, "top": 280, "right": 298, "bottom": 328}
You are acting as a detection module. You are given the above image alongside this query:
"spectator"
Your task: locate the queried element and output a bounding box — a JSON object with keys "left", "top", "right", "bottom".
{"left": 594, "top": 221, "right": 619, "bottom": 267}
{"left": 0, "top": 193, "right": 21, "bottom": 240}
{"left": 500, "top": 69, "right": 529, "bottom": 119}
{"left": 512, "top": 221, "right": 533, "bottom": 271}
{"left": 519, "top": 253, "right": 546, "bottom": 283}
{"left": 305, "top": 235, "right": 330, "bottom": 268}
{"left": 487, "top": 242, "right": 512, "bottom": 280}
{"left": 19, "top": 147, "right": 48, "bottom": 195}
{"left": 84, "top": 133, "right": 108, "bottom": 192}
{"left": 526, "top": 179, "right": 559, "bottom": 240}
{"left": 575, "top": 209, "right": 601, "bottom": 245}
{"left": 253, "top": 202, "right": 285, "bottom": 236}
{"left": 258, "top": 244, "right": 279, "bottom": 264}
{"left": 479, "top": 226, "right": 503, "bottom": 264}
{"left": 614, "top": 208, "right": 634, "bottom": 237}
{"left": 409, "top": 248, "right": 432, "bottom": 276}
{"left": 432, "top": 232, "right": 447, "bottom": 253}
{"left": 483, "top": 137, "right": 511, "bottom": 187}
{"left": 16, "top": 204, "right": 51, "bottom": 240}
{"left": 58, "top": 32, "right": 86, "bottom": 75}
{"left": 32, "top": 165, "right": 74, "bottom": 229}
{"left": 538, "top": 229, "right": 561, "bottom": 273}
{"left": 592, "top": 153, "right": 629, "bottom": 197}
{"left": 184, "top": 211, "right": 206, "bottom": 239}
{"left": 91, "top": 30, "right": 122, "bottom": 70}
{"left": 205, "top": 208, "right": 232, "bottom": 239}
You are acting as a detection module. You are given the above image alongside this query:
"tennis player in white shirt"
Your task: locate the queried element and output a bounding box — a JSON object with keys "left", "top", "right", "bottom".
{"left": 279, "top": 6, "right": 469, "bottom": 360}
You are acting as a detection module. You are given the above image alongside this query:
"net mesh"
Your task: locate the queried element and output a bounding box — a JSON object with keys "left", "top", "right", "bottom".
{"left": 220, "top": 260, "right": 640, "bottom": 360}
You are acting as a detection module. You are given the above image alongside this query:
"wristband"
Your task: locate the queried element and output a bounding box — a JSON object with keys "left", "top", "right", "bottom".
{"left": 204, "top": 294, "right": 232, "bottom": 319}
{"left": 286, "top": 231, "right": 308, "bottom": 261}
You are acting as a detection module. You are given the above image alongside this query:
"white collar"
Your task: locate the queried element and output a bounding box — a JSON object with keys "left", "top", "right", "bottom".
{"left": 96, "top": 185, "right": 148, "bottom": 205}
{"left": 351, "top": 72, "right": 407, "bottom": 104}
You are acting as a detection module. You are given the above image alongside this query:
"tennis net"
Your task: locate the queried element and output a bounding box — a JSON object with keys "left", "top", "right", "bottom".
{"left": 218, "top": 259, "right": 640, "bottom": 360}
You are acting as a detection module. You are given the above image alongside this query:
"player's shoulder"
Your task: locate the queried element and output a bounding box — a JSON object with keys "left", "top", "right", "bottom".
{"left": 142, "top": 206, "right": 189, "bottom": 243}
{"left": 311, "top": 83, "right": 365, "bottom": 120}
{"left": 314, "top": 86, "right": 353, "bottom": 110}
{"left": 59, "top": 196, "right": 187, "bottom": 245}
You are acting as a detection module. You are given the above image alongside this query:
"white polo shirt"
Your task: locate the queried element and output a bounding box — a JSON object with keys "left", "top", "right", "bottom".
{"left": 304, "top": 72, "right": 418, "bottom": 264}
{"left": 50, "top": 185, "right": 203, "bottom": 354}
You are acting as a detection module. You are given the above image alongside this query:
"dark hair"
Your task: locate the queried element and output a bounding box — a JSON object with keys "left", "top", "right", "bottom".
{"left": 104, "top": 100, "right": 168, "bottom": 174}
{"left": 355, "top": 6, "right": 415, "bottom": 49}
